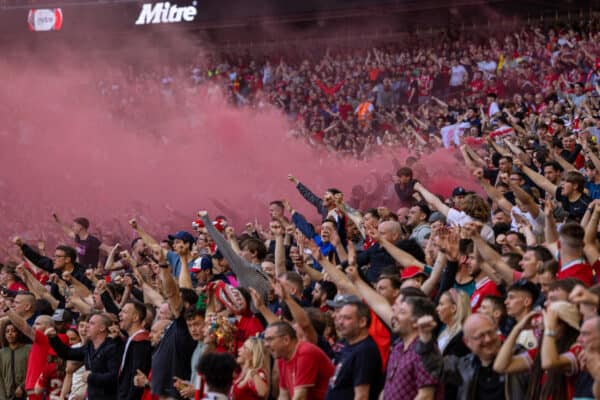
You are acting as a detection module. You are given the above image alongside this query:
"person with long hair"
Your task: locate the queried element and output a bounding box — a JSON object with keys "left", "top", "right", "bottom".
{"left": 436, "top": 288, "right": 471, "bottom": 400}
{"left": 232, "top": 336, "right": 270, "bottom": 400}
{"left": 494, "top": 301, "right": 582, "bottom": 400}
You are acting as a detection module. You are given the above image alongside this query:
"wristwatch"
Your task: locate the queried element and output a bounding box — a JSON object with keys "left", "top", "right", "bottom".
{"left": 544, "top": 329, "right": 556, "bottom": 337}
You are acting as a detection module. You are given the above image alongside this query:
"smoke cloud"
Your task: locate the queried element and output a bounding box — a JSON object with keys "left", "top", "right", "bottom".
{"left": 0, "top": 36, "right": 475, "bottom": 257}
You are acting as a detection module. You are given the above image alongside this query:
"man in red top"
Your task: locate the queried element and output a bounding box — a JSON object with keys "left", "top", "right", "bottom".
{"left": 554, "top": 223, "right": 593, "bottom": 286}
{"left": 0, "top": 308, "right": 66, "bottom": 400}
{"left": 264, "top": 321, "right": 334, "bottom": 400}
{"left": 466, "top": 240, "right": 501, "bottom": 312}
{"left": 0, "top": 264, "right": 27, "bottom": 292}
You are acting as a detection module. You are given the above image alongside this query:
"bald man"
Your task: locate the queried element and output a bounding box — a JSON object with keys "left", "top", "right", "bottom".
{"left": 576, "top": 316, "right": 600, "bottom": 399}
{"left": 0, "top": 309, "right": 56, "bottom": 400}
{"left": 415, "top": 313, "right": 505, "bottom": 400}
{"left": 353, "top": 220, "right": 403, "bottom": 283}
{"left": 12, "top": 292, "right": 37, "bottom": 326}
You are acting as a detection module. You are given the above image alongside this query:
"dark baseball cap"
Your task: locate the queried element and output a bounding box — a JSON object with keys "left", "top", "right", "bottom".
{"left": 167, "top": 231, "right": 195, "bottom": 247}
{"left": 452, "top": 187, "right": 468, "bottom": 197}
{"left": 326, "top": 294, "right": 362, "bottom": 308}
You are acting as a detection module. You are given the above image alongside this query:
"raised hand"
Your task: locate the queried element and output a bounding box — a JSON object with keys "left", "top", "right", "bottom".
{"left": 197, "top": 210, "right": 208, "bottom": 218}
{"left": 249, "top": 287, "right": 265, "bottom": 309}
{"left": 287, "top": 174, "right": 299, "bottom": 185}
{"left": 151, "top": 244, "right": 166, "bottom": 264}
{"left": 224, "top": 226, "right": 236, "bottom": 240}
{"left": 128, "top": 218, "right": 138, "bottom": 229}
{"left": 416, "top": 315, "right": 437, "bottom": 343}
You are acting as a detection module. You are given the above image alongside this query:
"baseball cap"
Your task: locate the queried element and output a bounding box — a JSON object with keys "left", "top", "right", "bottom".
{"left": 167, "top": 231, "right": 195, "bottom": 247}
{"left": 428, "top": 211, "right": 446, "bottom": 225}
{"left": 452, "top": 187, "right": 468, "bottom": 197}
{"left": 51, "top": 308, "right": 73, "bottom": 323}
{"left": 326, "top": 294, "right": 362, "bottom": 308}
{"left": 401, "top": 266, "right": 428, "bottom": 281}
{"left": 190, "top": 257, "right": 212, "bottom": 273}
{"left": 508, "top": 279, "right": 540, "bottom": 301}
{"left": 549, "top": 300, "right": 581, "bottom": 331}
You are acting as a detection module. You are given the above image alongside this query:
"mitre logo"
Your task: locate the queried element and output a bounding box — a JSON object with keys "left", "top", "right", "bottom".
{"left": 135, "top": 1, "right": 197, "bottom": 25}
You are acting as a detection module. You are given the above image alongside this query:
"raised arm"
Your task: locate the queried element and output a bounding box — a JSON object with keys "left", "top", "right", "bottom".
{"left": 287, "top": 174, "right": 324, "bottom": 215}
{"left": 272, "top": 226, "right": 286, "bottom": 278}
{"left": 474, "top": 169, "right": 513, "bottom": 215}
{"left": 514, "top": 159, "right": 557, "bottom": 197}
{"left": 249, "top": 288, "right": 278, "bottom": 325}
{"left": 510, "top": 181, "right": 540, "bottom": 218}
{"left": 152, "top": 245, "right": 183, "bottom": 318}
{"left": 368, "top": 227, "right": 425, "bottom": 269}
{"left": 200, "top": 212, "right": 246, "bottom": 274}
{"left": 345, "top": 266, "right": 392, "bottom": 328}
{"left": 583, "top": 201, "right": 600, "bottom": 264}
{"left": 15, "top": 264, "right": 60, "bottom": 310}
{"left": 52, "top": 213, "right": 76, "bottom": 240}
{"left": 471, "top": 233, "right": 518, "bottom": 285}
{"left": 2, "top": 309, "right": 34, "bottom": 341}
{"left": 493, "top": 311, "right": 538, "bottom": 374}
{"left": 543, "top": 198, "right": 559, "bottom": 247}
{"left": 129, "top": 218, "right": 159, "bottom": 247}
{"left": 413, "top": 182, "right": 451, "bottom": 217}
{"left": 14, "top": 238, "right": 54, "bottom": 273}
{"left": 46, "top": 328, "right": 85, "bottom": 361}
{"left": 550, "top": 152, "right": 577, "bottom": 173}
{"left": 541, "top": 309, "right": 578, "bottom": 371}
{"left": 275, "top": 280, "right": 317, "bottom": 345}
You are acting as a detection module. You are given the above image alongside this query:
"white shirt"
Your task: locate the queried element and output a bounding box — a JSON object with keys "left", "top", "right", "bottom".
{"left": 447, "top": 208, "right": 495, "bottom": 242}
{"left": 450, "top": 65, "right": 468, "bottom": 86}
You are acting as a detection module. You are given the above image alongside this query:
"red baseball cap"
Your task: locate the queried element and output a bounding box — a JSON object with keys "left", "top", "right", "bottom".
{"left": 401, "top": 266, "right": 427, "bottom": 281}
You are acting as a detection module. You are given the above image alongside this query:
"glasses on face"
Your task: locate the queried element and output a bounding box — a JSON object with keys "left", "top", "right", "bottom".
{"left": 54, "top": 254, "right": 66, "bottom": 259}
{"left": 263, "top": 334, "right": 284, "bottom": 343}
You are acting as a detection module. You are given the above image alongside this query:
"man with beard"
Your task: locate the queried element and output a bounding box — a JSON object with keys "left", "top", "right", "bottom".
{"left": 461, "top": 239, "right": 501, "bottom": 312}
{"left": 311, "top": 281, "right": 337, "bottom": 313}
{"left": 407, "top": 203, "right": 431, "bottom": 248}
{"left": 381, "top": 296, "right": 440, "bottom": 400}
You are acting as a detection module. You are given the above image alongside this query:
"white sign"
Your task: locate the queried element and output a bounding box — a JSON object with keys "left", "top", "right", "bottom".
{"left": 28, "top": 8, "right": 63, "bottom": 31}
{"left": 135, "top": 1, "right": 197, "bottom": 25}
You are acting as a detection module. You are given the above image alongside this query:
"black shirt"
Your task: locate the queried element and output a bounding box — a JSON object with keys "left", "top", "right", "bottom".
{"left": 325, "top": 335, "right": 383, "bottom": 400}
{"left": 151, "top": 314, "right": 196, "bottom": 398}
{"left": 75, "top": 234, "right": 102, "bottom": 269}
{"left": 555, "top": 187, "right": 591, "bottom": 222}
{"left": 475, "top": 364, "right": 505, "bottom": 400}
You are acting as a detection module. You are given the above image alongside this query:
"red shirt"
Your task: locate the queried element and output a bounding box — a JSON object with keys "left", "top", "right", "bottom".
{"left": 8, "top": 281, "right": 27, "bottom": 292}
{"left": 232, "top": 369, "right": 267, "bottom": 400}
{"left": 368, "top": 310, "right": 391, "bottom": 371}
{"left": 234, "top": 315, "right": 264, "bottom": 352}
{"left": 25, "top": 330, "right": 53, "bottom": 390}
{"left": 277, "top": 341, "right": 334, "bottom": 400}
{"left": 557, "top": 258, "right": 593, "bottom": 286}
{"left": 523, "top": 343, "right": 581, "bottom": 400}
{"left": 470, "top": 277, "right": 500, "bottom": 313}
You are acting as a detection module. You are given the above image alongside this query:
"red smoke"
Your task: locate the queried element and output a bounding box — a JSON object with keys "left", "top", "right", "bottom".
{"left": 0, "top": 44, "right": 476, "bottom": 258}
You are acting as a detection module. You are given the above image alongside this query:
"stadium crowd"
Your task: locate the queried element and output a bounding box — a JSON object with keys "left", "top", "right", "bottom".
{"left": 98, "top": 19, "right": 600, "bottom": 160}
{"left": 4, "top": 18, "right": 600, "bottom": 400}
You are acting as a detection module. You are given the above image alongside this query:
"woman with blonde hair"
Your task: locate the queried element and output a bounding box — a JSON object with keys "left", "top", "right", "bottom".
{"left": 436, "top": 288, "right": 472, "bottom": 400}
{"left": 232, "top": 336, "right": 270, "bottom": 400}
